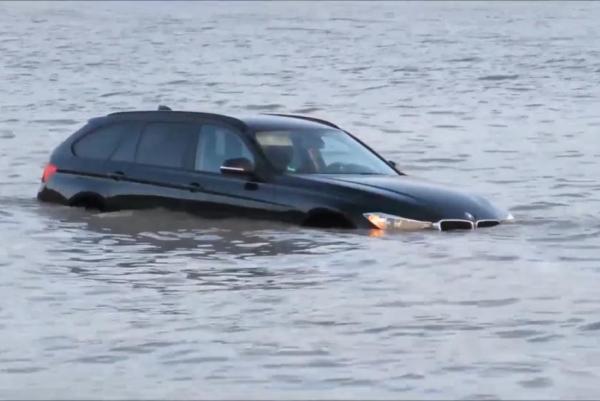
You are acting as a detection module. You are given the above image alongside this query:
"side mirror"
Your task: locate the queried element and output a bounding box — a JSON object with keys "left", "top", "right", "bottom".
{"left": 220, "top": 158, "right": 255, "bottom": 176}
{"left": 388, "top": 160, "right": 397, "bottom": 168}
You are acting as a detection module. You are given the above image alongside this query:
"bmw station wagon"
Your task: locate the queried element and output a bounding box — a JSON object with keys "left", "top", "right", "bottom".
{"left": 37, "top": 106, "right": 513, "bottom": 231}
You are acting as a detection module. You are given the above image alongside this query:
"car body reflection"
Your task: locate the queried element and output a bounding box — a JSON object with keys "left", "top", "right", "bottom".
{"left": 35, "top": 203, "right": 363, "bottom": 293}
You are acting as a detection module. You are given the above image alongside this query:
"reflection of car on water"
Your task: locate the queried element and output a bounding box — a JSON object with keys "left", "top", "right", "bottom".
{"left": 38, "top": 106, "right": 513, "bottom": 231}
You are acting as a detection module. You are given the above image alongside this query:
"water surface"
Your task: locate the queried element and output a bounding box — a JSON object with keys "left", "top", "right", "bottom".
{"left": 1, "top": 1, "right": 600, "bottom": 399}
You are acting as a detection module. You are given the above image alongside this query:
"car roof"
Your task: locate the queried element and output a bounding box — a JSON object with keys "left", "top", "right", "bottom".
{"left": 236, "top": 113, "right": 339, "bottom": 131}
{"left": 103, "top": 107, "right": 340, "bottom": 132}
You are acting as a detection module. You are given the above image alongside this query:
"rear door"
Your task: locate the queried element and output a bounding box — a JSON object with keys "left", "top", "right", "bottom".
{"left": 102, "top": 120, "right": 146, "bottom": 209}
{"left": 122, "top": 121, "right": 205, "bottom": 211}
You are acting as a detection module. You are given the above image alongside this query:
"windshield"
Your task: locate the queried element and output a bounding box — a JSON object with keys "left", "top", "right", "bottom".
{"left": 253, "top": 129, "right": 397, "bottom": 175}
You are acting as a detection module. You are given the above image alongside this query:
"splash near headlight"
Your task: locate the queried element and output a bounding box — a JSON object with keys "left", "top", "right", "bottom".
{"left": 503, "top": 213, "right": 515, "bottom": 223}
{"left": 363, "top": 212, "right": 433, "bottom": 231}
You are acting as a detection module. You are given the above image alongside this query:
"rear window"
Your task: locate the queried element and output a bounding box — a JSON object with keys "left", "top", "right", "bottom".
{"left": 136, "top": 122, "right": 198, "bottom": 168}
{"left": 73, "top": 122, "right": 137, "bottom": 160}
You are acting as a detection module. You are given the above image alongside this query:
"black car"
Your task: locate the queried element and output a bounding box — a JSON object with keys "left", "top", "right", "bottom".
{"left": 38, "top": 106, "right": 513, "bottom": 231}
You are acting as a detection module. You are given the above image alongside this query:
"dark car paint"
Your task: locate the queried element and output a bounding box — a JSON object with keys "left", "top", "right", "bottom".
{"left": 291, "top": 175, "right": 506, "bottom": 223}
{"left": 37, "top": 110, "right": 508, "bottom": 229}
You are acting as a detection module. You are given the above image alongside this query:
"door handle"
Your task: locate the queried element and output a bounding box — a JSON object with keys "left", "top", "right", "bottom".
{"left": 188, "top": 182, "right": 203, "bottom": 192}
{"left": 108, "top": 171, "right": 125, "bottom": 181}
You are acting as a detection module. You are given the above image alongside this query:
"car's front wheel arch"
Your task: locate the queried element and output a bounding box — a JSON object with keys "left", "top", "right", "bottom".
{"left": 302, "top": 208, "right": 355, "bottom": 229}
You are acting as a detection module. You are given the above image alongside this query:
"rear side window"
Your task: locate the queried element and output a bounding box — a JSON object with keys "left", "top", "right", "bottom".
{"left": 73, "top": 122, "right": 137, "bottom": 160}
{"left": 110, "top": 127, "right": 140, "bottom": 163}
{"left": 136, "top": 122, "right": 198, "bottom": 169}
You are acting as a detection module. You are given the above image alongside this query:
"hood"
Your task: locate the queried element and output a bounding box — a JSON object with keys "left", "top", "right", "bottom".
{"left": 300, "top": 174, "right": 507, "bottom": 222}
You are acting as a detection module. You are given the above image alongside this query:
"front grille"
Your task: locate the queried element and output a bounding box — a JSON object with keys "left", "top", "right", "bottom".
{"left": 438, "top": 219, "right": 475, "bottom": 231}
{"left": 476, "top": 220, "right": 500, "bottom": 228}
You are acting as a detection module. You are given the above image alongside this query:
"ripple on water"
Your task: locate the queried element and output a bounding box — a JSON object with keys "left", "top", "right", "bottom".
{"left": 478, "top": 74, "right": 519, "bottom": 81}
{"left": 71, "top": 355, "right": 129, "bottom": 364}
{"left": 519, "top": 377, "right": 553, "bottom": 389}
{"left": 579, "top": 321, "right": 600, "bottom": 331}
{"left": 2, "top": 366, "right": 46, "bottom": 374}
{"left": 495, "top": 329, "right": 544, "bottom": 339}
{"left": 245, "top": 104, "right": 283, "bottom": 111}
{"left": 29, "top": 118, "right": 80, "bottom": 125}
{"left": 0, "top": 129, "right": 15, "bottom": 138}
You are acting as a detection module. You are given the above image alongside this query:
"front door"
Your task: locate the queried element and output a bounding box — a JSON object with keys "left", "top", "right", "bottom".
{"left": 187, "top": 122, "right": 284, "bottom": 222}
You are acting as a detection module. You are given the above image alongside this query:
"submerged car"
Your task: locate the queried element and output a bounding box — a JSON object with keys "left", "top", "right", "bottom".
{"left": 37, "top": 106, "right": 513, "bottom": 231}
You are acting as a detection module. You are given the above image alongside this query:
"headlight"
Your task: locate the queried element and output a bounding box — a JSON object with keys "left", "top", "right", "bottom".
{"left": 363, "top": 212, "right": 433, "bottom": 231}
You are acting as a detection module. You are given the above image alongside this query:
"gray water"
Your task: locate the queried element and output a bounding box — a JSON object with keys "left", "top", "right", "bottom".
{"left": 1, "top": 1, "right": 600, "bottom": 399}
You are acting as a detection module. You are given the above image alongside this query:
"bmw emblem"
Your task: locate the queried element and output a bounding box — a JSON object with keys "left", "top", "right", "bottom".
{"left": 464, "top": 212, "right": 474, "bottom": 221}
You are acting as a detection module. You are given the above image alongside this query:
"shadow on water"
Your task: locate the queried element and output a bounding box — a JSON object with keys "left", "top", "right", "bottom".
{"left": 35, "top": 202, "right": 364, "bottom": 256}
{"left": 30, "top": 201, "right": 369, "bottom": 292}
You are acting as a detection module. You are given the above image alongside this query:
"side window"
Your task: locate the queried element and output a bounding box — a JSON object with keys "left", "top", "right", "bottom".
{"left": 73, "top": 122, "right": 136, "bottom": 160}
{"left": 195, "top": 124, "right": 254, "bottom": 173}
{"left": 136, "top": 122, "right": 198, "bottom": 169}
{"left": 110, "top": 126, "right": 141, "bottom": 163}
{"left": 320, "top": 134, "right": 353, "bottom": 166}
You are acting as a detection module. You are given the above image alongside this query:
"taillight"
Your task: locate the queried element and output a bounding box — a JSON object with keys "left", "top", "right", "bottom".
{"left": 41, "top": 163, "right": 58, "bottom": 183}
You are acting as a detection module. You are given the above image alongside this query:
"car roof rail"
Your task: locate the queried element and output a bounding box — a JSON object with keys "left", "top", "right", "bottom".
{"left": 157, "top": 105, "right": 172, "bottom": 111}
{"left": 263, "top": 113, "right": 340, "bottom": 129}
{"left": 105, "top": 110, "right": 247, "bottom": 130}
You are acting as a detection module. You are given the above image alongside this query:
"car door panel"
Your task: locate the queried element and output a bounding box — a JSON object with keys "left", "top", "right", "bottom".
{"left": 188, "top": 122, "right": 288, "bottom": 221}
{"left": 185, "top": 172, "right": 283, "bottom": 221}
{"left": 111, "top": 121, "right": 206, "bottom": 212}
{"left": 122, "top": 164, "right": 202, "bottom": 211}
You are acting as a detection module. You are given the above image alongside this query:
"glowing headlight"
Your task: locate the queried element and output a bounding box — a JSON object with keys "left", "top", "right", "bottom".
{"left": 364, "top": 212, "right": 433, "bottom": 231}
